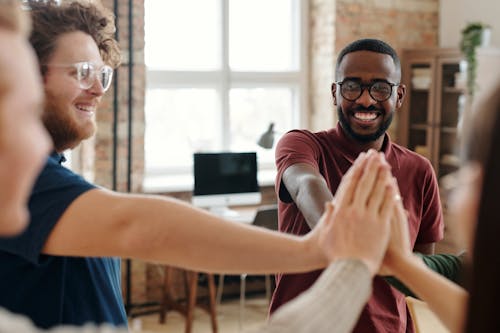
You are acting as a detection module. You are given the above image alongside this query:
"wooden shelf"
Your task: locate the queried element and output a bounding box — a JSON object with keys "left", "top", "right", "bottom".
{"left": 411, "top": 88, "right": 430, "bottom": 93}
{"left": 443, "top": 87, "right": 464, "bottom": 94}
{"left": 400, "top": 48, "right": 462, "bottom": 178}
{"left": 440, "top": 154, "right": 460, "bottom": 168}
{"left": 440, "top": 127, "right": 457, "bottom": 133}
{"left": 410, "top": 124, "right": 429, "bottom": 131}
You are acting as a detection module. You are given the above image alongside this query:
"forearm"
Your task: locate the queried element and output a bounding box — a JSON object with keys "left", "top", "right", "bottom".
{"left": 391, "top": 254, "right": 468, "bottom": 333}
{"left": 120, "top": 194, "right": 327, "bottom": 274}
{"left": 385, "top": 253, "right": 463, "bottom": 297}
{"left": 294, "top": 177, "right": 333, "bottom": 229}
{"left": 264, "top": 259, "right": 372, "bottom": 333}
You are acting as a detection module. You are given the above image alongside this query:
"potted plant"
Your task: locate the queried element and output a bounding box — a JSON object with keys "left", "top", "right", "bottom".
{"left": 460, "top": 22, "right": 492, "bottom": 97}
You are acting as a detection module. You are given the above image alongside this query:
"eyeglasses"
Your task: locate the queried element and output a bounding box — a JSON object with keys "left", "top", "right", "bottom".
{"left": 45, "top": 62, "right": 114, "bottom": 92}
{"left": 336, "top": 79, "right": 399, "bottom": 102}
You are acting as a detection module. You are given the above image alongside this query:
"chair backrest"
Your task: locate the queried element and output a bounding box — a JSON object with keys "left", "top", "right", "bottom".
{"left": 405, "top": 296, "right": 450, "bottom": 333}
{"left": 252, "top": 205, "right": 278, "bottom": 230}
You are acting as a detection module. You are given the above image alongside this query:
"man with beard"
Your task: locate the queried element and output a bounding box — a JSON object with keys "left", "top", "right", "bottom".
{"left": 0, "top": 2, "right": 406, "bottom": 332}
{"left": 269, "top": 39, "right": 444, "bottom": 333}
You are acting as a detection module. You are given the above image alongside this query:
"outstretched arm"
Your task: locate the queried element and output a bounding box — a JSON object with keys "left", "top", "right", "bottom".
{"left": 262, "top": 151, "right": 400, "bottom": 333}
{"left": 384, "top": 253, "right": 464, "bottom": 297}
{"left": 41, "top": 189, "right": 327, "bottom": 274}
{"left": 281, "top": 163, "right": 334, "bottom": 229}
{"left": 382, "top": 191, "right": 468, "bottom": 333}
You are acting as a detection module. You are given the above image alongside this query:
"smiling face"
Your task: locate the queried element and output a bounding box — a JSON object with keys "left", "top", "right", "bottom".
{"left": 0, "top": 31, "right": 51, "bottom": 235}
{"left": 332, "top": 51, "right": 406, "bottom": 146}
{"left": 42, "top": 31, "right": 106, "bottom": 152}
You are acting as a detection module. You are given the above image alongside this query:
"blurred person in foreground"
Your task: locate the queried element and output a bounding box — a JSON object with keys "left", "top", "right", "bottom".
{"left": 383, "top": 78, "right": 500, "bottom": 333}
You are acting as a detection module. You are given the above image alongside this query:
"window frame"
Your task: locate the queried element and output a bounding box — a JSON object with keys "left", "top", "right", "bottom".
{"left": 143, "top": 0, "right": 309, "bottom": 192}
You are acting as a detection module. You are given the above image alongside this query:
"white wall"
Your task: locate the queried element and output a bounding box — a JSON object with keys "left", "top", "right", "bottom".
{"left": 440, "top": 0, "right": 500, "bottom": 48}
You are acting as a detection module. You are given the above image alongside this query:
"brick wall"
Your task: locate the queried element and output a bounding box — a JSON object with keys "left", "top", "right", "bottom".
{"left": 309, "top": 0, "right": 336, "bottom": 132}
{"left": 100, "top": 0, "right": 148, "bottom": 307}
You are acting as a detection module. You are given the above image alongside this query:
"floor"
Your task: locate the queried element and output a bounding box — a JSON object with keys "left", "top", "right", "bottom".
{"left": 127, "top": 295, "right": 450, "bottom": 333}
{"left": 129, "top": 296, "right": 268, "bottom": 333}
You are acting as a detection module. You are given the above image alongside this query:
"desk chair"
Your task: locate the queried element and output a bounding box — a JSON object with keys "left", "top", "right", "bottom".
{"left": 215, "top": 205, "right": 278, "bottom": 329}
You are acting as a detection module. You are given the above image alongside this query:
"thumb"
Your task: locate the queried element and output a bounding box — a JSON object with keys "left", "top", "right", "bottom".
{"left": 322, "top": 202, "right": 335, "bottom": 225}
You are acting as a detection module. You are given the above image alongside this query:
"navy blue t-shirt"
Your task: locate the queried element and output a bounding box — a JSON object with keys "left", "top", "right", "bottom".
{"left": 0, "top": 153, "right": 127, "bottom": 329}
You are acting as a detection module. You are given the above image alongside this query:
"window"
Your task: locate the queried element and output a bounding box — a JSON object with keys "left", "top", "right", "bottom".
{"left": 144, "top": 0, "right": 308, "bottom": 191}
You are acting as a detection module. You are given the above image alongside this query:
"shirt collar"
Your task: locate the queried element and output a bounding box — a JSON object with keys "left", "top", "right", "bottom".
{"left": 50, "top": 151, "right": 67, "bottom": 165}
{"left": 331, "top": 122, "right": 395, "bottom": 165}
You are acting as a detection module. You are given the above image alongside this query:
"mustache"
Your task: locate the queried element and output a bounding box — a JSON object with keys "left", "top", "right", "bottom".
{"left": 353, "top": 105, "right": 383, "bottom": 112}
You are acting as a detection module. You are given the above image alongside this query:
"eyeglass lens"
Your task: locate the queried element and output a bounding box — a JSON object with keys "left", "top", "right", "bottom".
{"left": 340, "top": 80, "right": 393, "bottom": 102}
{"left": 76, "top": 62, "right": 113, "bottom": 92}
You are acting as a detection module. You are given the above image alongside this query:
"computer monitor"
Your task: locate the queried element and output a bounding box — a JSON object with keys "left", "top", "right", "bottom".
{"left": 192, "top": 152, "right": 261, "bottom": 217}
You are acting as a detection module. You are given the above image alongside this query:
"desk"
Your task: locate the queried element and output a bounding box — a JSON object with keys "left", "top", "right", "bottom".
{"left": 215, "top": 205, "right": 278, "bottom": 330}
{"left": 157, "top": 206, "right": 258, "bottom": 333}
{"left": 221, "top": 206, "right": 257, "bottom": 224}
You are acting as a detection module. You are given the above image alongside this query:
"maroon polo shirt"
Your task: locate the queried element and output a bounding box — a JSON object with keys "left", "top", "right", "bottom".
{"left": 271, "top": 123, "right": 444, "bottom": 333}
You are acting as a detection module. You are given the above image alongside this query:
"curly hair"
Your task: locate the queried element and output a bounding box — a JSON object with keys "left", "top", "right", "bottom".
{"left": 26, "top": 0, "right": 121, "bottom": 73}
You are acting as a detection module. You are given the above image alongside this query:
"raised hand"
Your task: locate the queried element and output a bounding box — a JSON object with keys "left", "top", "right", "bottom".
{"left": 380, "top": 177, "right": 413, "bottom": 276}
{"left": 317, "top": 150, "right": 400, "bottom": 275}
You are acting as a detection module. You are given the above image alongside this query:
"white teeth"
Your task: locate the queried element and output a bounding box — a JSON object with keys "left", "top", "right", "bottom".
{"left": 76, "top": 105, "right": 95, "bottom": 113}
{"left": 354, "top": 112, "right": 377, "bottom": 121}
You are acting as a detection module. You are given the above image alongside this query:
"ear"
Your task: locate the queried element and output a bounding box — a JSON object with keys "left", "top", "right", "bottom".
{"left": 396, "top": 84, "right": 406, "bottom": 109}
{"left": 331, "top": 82, "right": 338, "bottom": 106}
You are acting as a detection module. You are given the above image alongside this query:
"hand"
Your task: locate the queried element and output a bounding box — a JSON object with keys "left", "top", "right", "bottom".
{"left": 380, "top": 178, "right": 413, "bottom": 276}
{"left": 317, "top": 150, "right": 400, "bottom": 275}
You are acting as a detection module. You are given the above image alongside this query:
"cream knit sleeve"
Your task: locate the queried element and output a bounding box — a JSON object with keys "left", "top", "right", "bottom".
{"left": 260, "top": 259, "right": 372, "bottom": 333}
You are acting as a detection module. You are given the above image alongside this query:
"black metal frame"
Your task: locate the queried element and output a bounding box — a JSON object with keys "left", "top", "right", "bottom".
{"left": 112, "top": 0, "right": 148, "bottom": 316}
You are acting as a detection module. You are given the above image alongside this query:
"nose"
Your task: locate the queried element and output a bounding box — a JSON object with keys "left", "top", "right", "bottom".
{"left": 355, "top": 87, "right": 377, "bottom": 108}
{"left": 87, "top": 75, "right": 105, "bottom": 96}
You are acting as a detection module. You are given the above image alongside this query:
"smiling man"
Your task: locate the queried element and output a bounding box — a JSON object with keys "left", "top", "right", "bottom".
{"left": 0, "top": 3, "right": 402, "bottom": 331}
{"left": 270, "top": 39, "right": 444, "bottom": 333}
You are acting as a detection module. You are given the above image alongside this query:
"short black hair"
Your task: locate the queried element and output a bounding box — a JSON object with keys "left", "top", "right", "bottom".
{"left": 335, "top": 38, "right": 401, "bottom": 80}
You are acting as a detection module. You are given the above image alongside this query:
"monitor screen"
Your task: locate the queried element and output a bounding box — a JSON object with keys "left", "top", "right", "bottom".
{"left": 192, "top": 152, "right": 261, "bottom": 210}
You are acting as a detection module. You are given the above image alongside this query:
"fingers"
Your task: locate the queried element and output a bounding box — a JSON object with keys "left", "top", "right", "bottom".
{"left": 334, "top": 150, "right": 398, "bottom": 222}
{"left": 352, "top": 152, "right": 390, "bottom": 207}
{"left": 390, "top": 177, "right": 406, "bottom": 218}
{"left": 366, "top": 167, "right": 393, "bottom": 214}
{"left": 321, "top": 202, "right": 335, "bottom": 226}
{"left": 379, "top": 184, "right": 398, "bottom": 222}
{"left": 334, "top": 151, "right": 369, "bottom": 208}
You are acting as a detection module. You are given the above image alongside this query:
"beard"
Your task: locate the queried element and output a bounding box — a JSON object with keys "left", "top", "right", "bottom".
{"left": 42, "top": 91, "right": 96, "bottom": 152}
{"left": 337, "top": 105, "right": 393, "bottom": 143}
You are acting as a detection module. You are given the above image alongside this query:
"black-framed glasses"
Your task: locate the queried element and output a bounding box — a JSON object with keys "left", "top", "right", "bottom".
{"left": 336, "top": 79, "right": 399, "bottom": 102}
{"left": 45, "top": 62, "right": 114, "bottom": 92}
